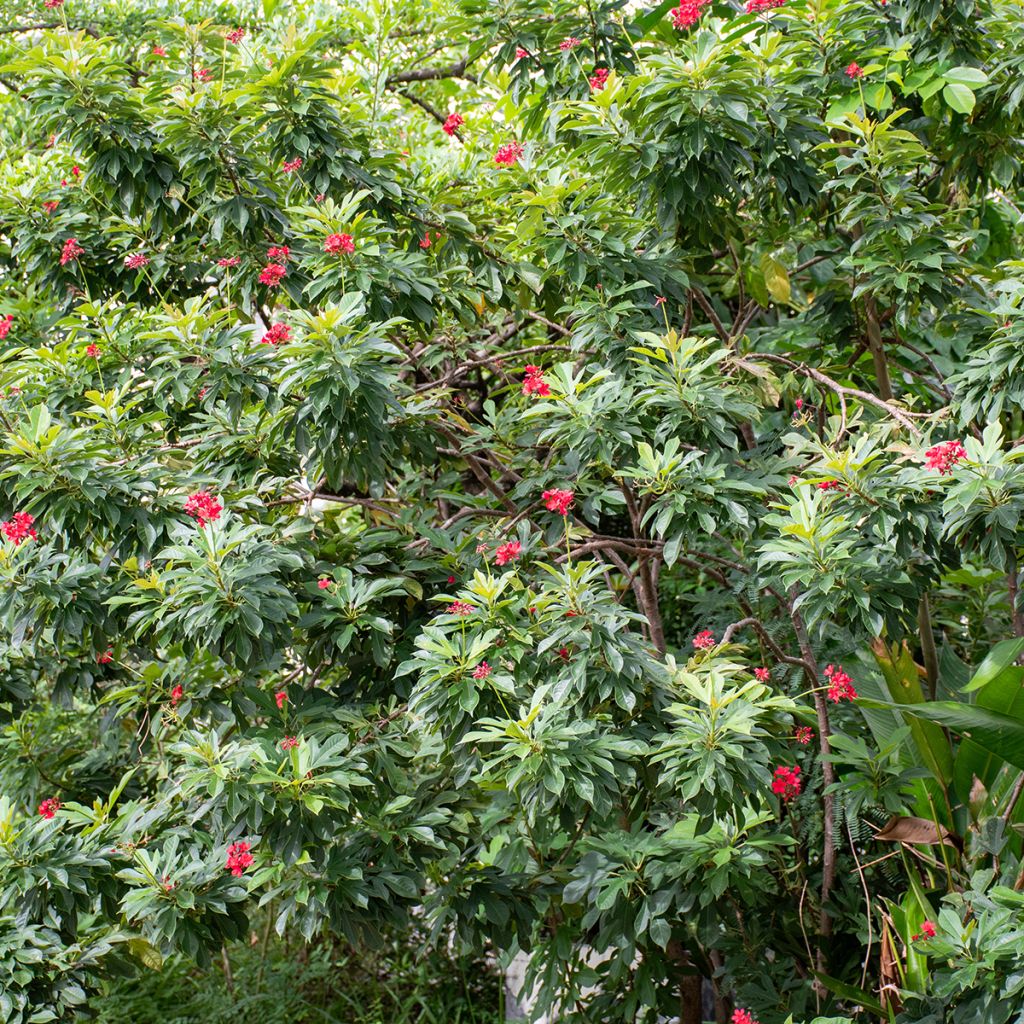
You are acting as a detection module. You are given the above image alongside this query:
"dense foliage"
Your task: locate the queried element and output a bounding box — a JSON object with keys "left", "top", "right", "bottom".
{"left": 3, "top": 0, "right": 1024, "bottom": 1021}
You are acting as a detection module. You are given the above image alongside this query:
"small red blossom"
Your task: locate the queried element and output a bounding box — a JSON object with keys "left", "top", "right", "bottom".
{"left": 472, "top": 662, "right": 491, "bottom": 679}
{"left": 324, "top": 233, "right": 355, "bottom": 255}
{"left": 124, "top": 252, "right": 149, "bottom": 269}
{"left": 559, "top": 37, "right": 582, "bottom": 51}
{"left": 151, "top": 45, "right": 167, "bottom": 56}
{"left": 771, "top": 764, "right": 802, "bottom": 802}
{"left": 0, "top": 315, "right": 13, "bottom": 339}
{"left": 226, "top": 27, "right": 245, "bottom": 44}
{"left": 314, "top": 193, "right": 326, "bottom": 203}
{"left": 589, "top": 68, "right": 610, "bottom": 91}
{"left": 753, "top": 667, "right": 771, "bottom": 682}
{"left": 170, "top": 684, "right": 184, "bottom": 705}
{"left": 845, "top": 61, "right": 864, "bottom": 79}
{"left": 38, "top": 797, "right": 61, "bottom": 819}
{"left": 522, "top": 364, "right": 551, "bottom": 397}
{"left": 495, "top": 540, "right": 522, "bottom": 566}
{"left": 194, "top": 67, "right": 214, "bottom": 82}
{"left": 494, "top": 142, "right": 524, "bottom": 166}
{"left": 692, "top": 629, "right": 716, "bottom": 651}
{"left": 795, "top": 397, "right": 803, "bottom": 410}
{"left": 446, "top": 575, "right": 456, "bottom": 584}
{"left": 258, "top": 262, "right": 287, "bottom": 287}
{"left": 924, "top": 440, "right": 967, "bottom": 475}
{"left": 654, "top": 295, "right": 666, "bottom": 307}
{"left": 557, "top": 646, "right": 570, "bottom": 661}
{"left": 85, "top": 343, "right": 100, "bottom": 358}
{"left": 824, "top": 663, "right": 857, "bottom": 703}
{"left": 183, "top": 490, "right": 223, "bottom": 527}
{"left": 669, "top": 0, "right": 710, "bottom": 29}
{"left": 275, "top": 691, "right": 287, "bottom": 709}
{"left": 817, "top": 479, "right": 842, "bottom": 492}
{"left": 282, "top": 157, "right": 302, "bottom": 174}
{"left": 266, "top": 245, "right": 290, "bottom": 262}
{"left": 217, "top": 256, "right": 241, "bottom": 268}
{"left": 281, "top": 736, "right": 299, "bottom": 750}
{"left": 96, "top": 648, "right": 113, "bottom": 664}
{"left": 2, "top": 511, "right": 37, "bottom": 545}
{"left": 732, "top": 1011, "right": 759, "bottom": 1024}
{"left": 419, "top": 235, "right": 432, "bottom": 249}
{"left": 317, "top": 578, "right": 331, "bottom": 590}
{"left": 260, "top": 323, "right": 291, "bottom": 346}
{"left": 225, "top": 841, "right": 253, "bottom": 877}
{"left": 745, "top": 0, "right": 786, "bottom": 10}
{"left": 42, "top": 200, "right": 59, "bottom": 213}
{"left": 442, "top": 112, "right": 464, "bottom": 136}
{"left": 795, "top": 726, "right": 814, "bottom": 745}
{"left": 542, "top": 488, "right": 574, "bottom": 515}
{"left": 60, "top": 237, "right": 84, "bottom": 266}
{"left": 446, "top": 601, "right": 475, "bottom": 616}
{"left": 515, "top": 47, "right": 530, "bottom": 59}
{"left": 44, "top": 0, "right": 64, "bottom": 8}
{"left": 920, "top": 920, "right": 937, "bottom": 938}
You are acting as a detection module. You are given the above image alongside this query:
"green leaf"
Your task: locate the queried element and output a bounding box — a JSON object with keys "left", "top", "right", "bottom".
{"left": 942, "top": 82, "right": 976, "bottom": 114}
{"left": 942, "top": 66, "right": 989, "bottom": 87}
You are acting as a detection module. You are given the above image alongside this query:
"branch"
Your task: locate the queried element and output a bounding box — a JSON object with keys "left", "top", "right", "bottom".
{"left": 386, "top": 58, "right": 477, "bottom": 85}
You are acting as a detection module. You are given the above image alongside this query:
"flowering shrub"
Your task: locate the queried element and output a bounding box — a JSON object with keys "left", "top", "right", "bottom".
{"left": 2, "top": 2, "right": 1024, "bottom": 1022}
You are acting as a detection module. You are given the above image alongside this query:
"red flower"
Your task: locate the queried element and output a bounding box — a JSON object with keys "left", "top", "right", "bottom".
{"left": 924, "top": 440, "right": 967, "bottom": 475}
{"left": 446, "top": 575, "right": 456, "bottom": 584}
{"left": 515, "top": 47, "right": 530, "bottom": 59}
{"left": 522, "top": 364, "right": 551, "bottom": 397}
{"left": 260, "top": 323, "right": 291, "bottom": 346}
{"left": 96, "top": 648, "right": 113, "bottom": 664}
{"left": 669, "top": 0, "right": 710, "bottom": 29}
{"left": 771, "top": 765, "right": 801, "bottom": 802}
{"left": 281, "top": 735, "right": 299, "bottom": 750}
{"left": 494, "top": 142, "right": 524, "bottom": 166}
{"left": 0, "top": 315, "right": 13, "bottom": 339}
{"left": 124, "top": 252, "right": 149, "bottom": 269}
{"left": 817, "top": 479, "right": 842, "bottom": 492}
{"left": 170, "top": 684, "right": 184, "bottom": 705}
{"left": 845, "top": 61, "right": 864, "bottom": 79}
{"left": 920, "top": 919, "right": 937, "bottom": 938}
{"left": 824, "top": 664, "right": 857, "bottom": 703}
{"left": 542, "top": 488, "right": 574, "bottom": 515}
{"left": 60, "top": 237, "right": 83, "bottom": 266}
{"left": 419, "top": 235, "right": 432, "bottom": 249}
{"left": 753, "top": 667, "right": 771, "bottom": 682}
{"left": 732, "top": 1011, "right": 759, "bottom": 1024}
{"left": 195, "top": 67, "right": 214, "bottom": 82}
{"left": 589, "top": 68, "right": 609, "bottom": 91}
{"left": 654, "top": 296, "right": 666, "bottom": 306}
{"left": 324, "top": 233, "right": 355, "bottom": 255}
{"left": 317, "top": 578, "right": 331, "bottom": 590}
{"left": 745, "top": 0, "right": 786, "bottom": 10}
{"left": 795, "top": 726, "right": 814, "bottom": 745}
{"left": 557, "top": 646, "right": 570, "bottom": 661}
{"left": 258, "top": 263, "right": 287, "bottom": 287}
{"left": 442, "top": 112, "right": 464, "bottom": 136}
{"left": 43, "top": 0, "right": 63, "bottom": 8}
{"left": 472, "top": 661, "right": 491, "bottom": 679}
{"left": 559, "top": 37, "right": 582, "bottom": 51}
{"left": 38, "top": 797, "right": 61, "bottom": 818}
{"left": 84, "top": 343, "right": 100, "bottom": 358}
{"left": 446, "top": 601, "right": 475, "bottom": 615}
{"left": 42, "top": 200, "right": 59, "bottom": 213}
{"left": 151, "top": 45, "right": 167, "bottom": 56}
{"left": 2, "top": 511, "right": 37, "bottom": 545}
{"left": 692, "top": 629, "right": 716, "bottom": 650}
{"left": 225, "top": 841, "right": 254, "bottom": 876}
{"left": 275, "top": 691, "right": 287, "bottom": 709}
{"left": 226, "top": 27, "right": 245, "bottom": 44}
{"left": 282, "top": 157, "right": 302, "bottom": 173}
{"left": 495, "top": 540, "right": 522, "bottom": 566}
{"left": 217, "top": 256, "right": 241, "bottom": 268}
{"left": 183, "top": 490, "right": 223, "bottom": 527}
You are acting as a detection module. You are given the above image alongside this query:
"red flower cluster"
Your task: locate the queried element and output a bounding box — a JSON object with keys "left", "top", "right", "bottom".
{"left": 275, "top": 691, "right": 288, "bottom": 709}
{"left": 267, "top": 245, "right": 290, "bottom": 262}
{"left": 732, "top": 1011, "right": 759, "bottom": 1024}
{"left": 225, "top": 841, "right": 253, "bottom": 876}
{"left": 195, "top": 68, "right": 214, "bottom": 82}
{"left": 494, "top": 142, "right": 524, "bottom": 166}
{"left": 559, "top": 37, "right": 582, "bottom": 50}
{"left": 324, "top": 233, "right": 355, "bottom": 255}
{"left": 542, "top": 488, "right": 574, "bottom": 515}
{"left": 282, "top": 157, "right": 302, "bottom": 173}
{"left": 85, "top": 343, "right": 101, "bottom": 358}
{"left": 60, "top": 238, "right": 83, "bottom": 265}
{"left": 447, "top": 601, "right": 475, "bottom": 615}
{"left": 495, "top": 540, "right": 522, "bottom": 565}
{"left": 771, "top": 765, "right": 801, "bottom": 802}
{"left": 152, "top": 45, "right": 167, "bottom": 56}
{"left": 589, "top": 68, "right": 610, "bottom": 91}
{"left": 911, "top": 920, "right": 937, "bottom": 941}
{"left": 281, "top": 736, "right": 299, "bottom": 750}
{"left": 515, "top": 47, "right": 530, "bottom": 59}
{"left": 226, "top": 27, "right": 245, "bottom": 44}
{"left": 746, "top": 0, "right": 786, "bottom": 10}
{"left": 845, "top": 61, "right": 864, "bottom": 79}
{"left": 0, "top": 315, "right": 13, "bottom": 339}
{"left": 924, "top": 440, "right": 967, "bottom": 475}
{"left": 472, "top": 662, "right": 491, "bottom": 679}
{"left": 824, "top": 663, "right": 857, "bottom": 703}
{"left": 522, "top": 364, "right": 550, "bottom": 397}
{"left": 97, "top": 648, "right": 113, "bottom": 664}
{"left": 124, "top": 252, "right": 149, "bottom": 269}
{"left": 817, "top": 479, "right": 843, "bottom": 492}
{"left": 42, "top": 200, "right": 59, "bottom": 213}
{"left": 2, "top": 511, "right": 37, "bottom": 544}
{"left": 170, "top": 684, "right": 184, "bottom": 705}
{"left": 692, "top": 629, "right": 716, "bottom": 650}
{"left": 795, "top": 726, "right": 814, "bottom": 745}
{"left": 258, "top": 263, "right": 287, "bottom": 287}
{"left": 317, "top": 578, "right": 331, "bottom": 590}
{"left": 44, "top": 0, "right": 64, "bottom": 8}
{"left": 669, "top": 0, "right": 710, "bottom": 29}
{"left": 261, "top": 323, "right": 291, "bottom": 346}
{"left": 38, "top": 797, "right": 61, "bottom": 818}
{"left": 217, "top": 256, "right": 241, "bottom": 267}
{"left": 442, "top": 112, "right": 464, "bottom": 136}
{"left": 183, "top": 490, "right": 223, "bottom": 527}
{"left": 753, "top": 666, "right": 771, "bottom": 682}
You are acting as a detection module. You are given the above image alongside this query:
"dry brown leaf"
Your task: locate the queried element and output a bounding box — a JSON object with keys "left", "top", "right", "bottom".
{"left": 874, "top": 814, "right": 959, "bottom": 849}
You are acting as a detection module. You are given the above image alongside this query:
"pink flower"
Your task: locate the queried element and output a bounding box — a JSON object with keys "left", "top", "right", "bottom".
{"left": 183, "top": 490, "right": 223, "bottom": 527}
{"left": 258, "top": 263, "right": 287, "bottom": 287}
{"left": 314, "top": 193, "right": 326, "bottom": 203}
{"left": 226, "top": 27, "right": 245, "bottom": 44}
{"left": 669, "top": 0, "right": 710, "bottom": 29}
{"left": 282, "top": 157, "right": 302, "bottom": 173}
{"left": 542, "top": 489, "right": 574, "bottom": 515}
{"left": 654, "top": 296, "right": 666, "bottom": 306}
{"left": 442, "top": 112, "right": 464, "bottom": 136}
{"left": 170, "top": 684, "right": 184, "bottom": 705}
{"left": 151, "top": 45, "right": 167, "bottom": 56}
{"left": 260, "top": 323, "right": 291, "bottom": 346}
{"left": 124, "top": 252, "right": 149, "bottom": 269}
{"left": 217, "top": 256, "right": 241, "bottom": 268}
{"left": 589, "top": 68, "right": 609, "bottom": 91}
{"left": 446, "top": 601, "right": 475, "bottom": 616}
{"left": 225, "top": 841, "right": 253, "bottom": 876}
{"left": 753, "top": 667, "right": 771, "bottom": 682}
{"left": 494, "top": 142, "right": 524, "bottom": 166}
{"left": 266, "top": 245, "right": 290, "bottom": 262}
{"left": 920, "top": 919, "right": 936, "bottom": 938}
{"left": 522, "top": 364, "right": 551, "bottom": 397}
{"left": 732, "top": 1011, "right": 759, "bottom": 1024}
{"left": 60, "top": 237, "right": 83, "bottom": 266}
{"left": 275, "top": 691, "right": 287, "bottom": 709}
{"left": 924, "top": 440, "right": 966, "bottom": 475}
{"left": 795, "top": 726, "right": 814, "bottom": 745}
{"left": 281, "top": 735, "right": 299, "bottom": 750}
{"left": 324, "top": 233, "right": 355, "bottom": 255}
{"left": 43, "top": 0, "right": 63, "bottom": 7}
{"left": 38, "top": 797, "right": 61, "bottom": 818}
{"left": 515, "top": 47, "right": 530, "bottom": 59}
{"left": 692, "top": 629, "right": 716, "bottom": 650}
{"left": 771, "top": 764, "right": 801, "bottom": 802}
{"left": 42, "top": 200, "right": 59, "bottom": 213}
{"left": 317, "top": 578, "right": 331, "bottom": 590}
{"left": 1, "top": 511, "right": 37, "bottom": 545}
{"left": 0, "top": 315, "right": 11, "bottom": 341}
{"left": 559, "top": 37, "right": 582, "bottom": 51}
{"left": 745, "top": 0, "right": 786, "bottom": 10}
{"left": 495, "top": 541, "right": 522, "bottom": 566}
{"left": 472, "top": 662, "right": 491, "bottom": 679}
{"left": 824, "top": 664, "right": 857, "bottom": 703}
{"left": 845, "top": 61, "right": 864, "bottom": 79}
